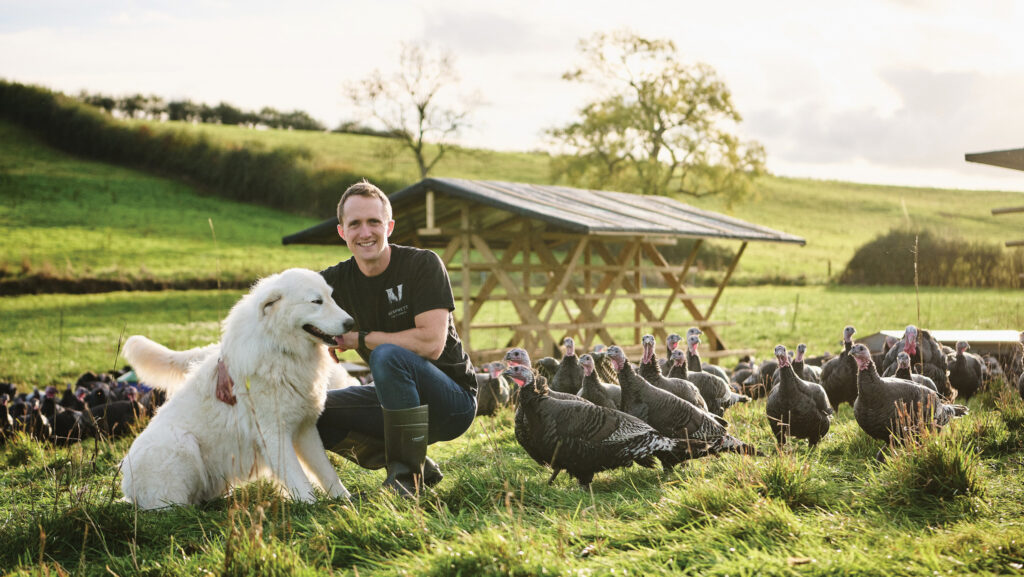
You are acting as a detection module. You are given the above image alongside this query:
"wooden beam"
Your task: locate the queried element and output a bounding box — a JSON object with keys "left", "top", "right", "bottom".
{"left": 460, "top": 204, "right": 471, "bottom": 353}
{"left": 993, "top": 206, "right": 1024, "bottom": 215}
{"left": 1007, "top": 240, "right": 1024, "bottom": 247}
{"left": 641, "top": 241, "right": 722, "bottom": 347}
{"left": 705, "top": 242, "right": 747, "bottom": 321}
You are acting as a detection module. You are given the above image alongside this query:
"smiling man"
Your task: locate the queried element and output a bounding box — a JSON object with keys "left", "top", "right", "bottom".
{"left": 218, "top": 180, "right": 477, "bottom": 497}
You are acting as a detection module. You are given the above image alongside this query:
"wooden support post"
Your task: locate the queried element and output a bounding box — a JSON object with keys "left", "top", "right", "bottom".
{"left": 461, "top": 204, "right": 471, "bottom": 353}
{"left": 418, "top": 189, "right": 442, "bottom": 236}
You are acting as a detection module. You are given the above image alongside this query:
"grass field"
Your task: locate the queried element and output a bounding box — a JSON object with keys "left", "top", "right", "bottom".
{"left": 2, "top": 374, "right": 1023, "bottom": 575}
{"left": 2, "top": 284, "right": 1019, "bottom": 388}
{"left": 3, "top": 117, "right": 1023, "bottom": 288}
{"left": 3, "top": 105, "right": 1024, "bottom": 576}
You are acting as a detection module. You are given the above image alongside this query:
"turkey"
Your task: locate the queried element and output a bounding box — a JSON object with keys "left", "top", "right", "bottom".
{"left": 0, "top": 394, "right": 13, "bottom": 445}
{"left": 578, "top": 354, "right": 621, "bottom": 410}
{"left": 1008, "top": 332, "right": 1024, "bottom": 388}
{"left": 475, "top": 362, "right": 511, "bottom": 417}
{"left": 888, "top": 351, "right": 938, "bottom": 394}
{"left": 851, "top": 344, "right": 967, "bottom": 460}
{"left": 637, "top": 334, "right": 707, "bottom": 410}
{"left": 503, "top": 364, "right": 712, "bottom": 488}
{"left": 505, "top": 347, "right": 592, "bottom": 464}
{"left": 659, "top": 333, "right": 684, "bottom": 373}
{"left": 792, "top": 344, "right": 822, "bottom": 383}
{"left": 765, "top": 345, "right": 833, "bottom": 447}
{"left": 606, "top": 346, "right": 759, "bottom": 455}
{"left": 504, "top": 348, "right": 582, "bottom": 404}
{"left": 685, "top": 330, "right": 730, "bottom": 383}
{"left": 820, "top": 325, "right": 859, "bottom": 409}
{"left": 668, "top": 348, "right": 749, "bottom": 417}
{"left": 881, "top": 325, "right": 950, "bottom": 398}
{"left": 947, "top": 341, "right": 984, "bottom": 401}
{"left": 535, "top": 357, "right": 560, "bottom": 382}
{"left": 549, "top": 337, "right": 585, "bottom": 395}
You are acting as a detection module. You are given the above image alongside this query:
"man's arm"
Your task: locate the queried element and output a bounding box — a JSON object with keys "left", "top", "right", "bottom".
{"left": 337, "top": 308, "right": 449, "bottom": 360}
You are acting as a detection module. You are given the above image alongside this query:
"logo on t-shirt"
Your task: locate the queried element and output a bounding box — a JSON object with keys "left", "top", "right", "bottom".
{"left": 385, "top": 284, "right": 404, "bottom": 304}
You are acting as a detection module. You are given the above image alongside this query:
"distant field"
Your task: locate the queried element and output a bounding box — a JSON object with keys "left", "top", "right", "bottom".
{"left": 2, "top": 285, "right": 1016, "bottom": 387}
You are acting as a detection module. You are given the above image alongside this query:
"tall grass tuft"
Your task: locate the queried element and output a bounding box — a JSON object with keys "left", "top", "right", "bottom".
{"left": 222, "top": 501, "right": 311, "bottom": 577}
{"left": 872, "top": 428, "right": 984, "bottom": 505}
{"left": 757, "top": 450, "right": 825, "bottom": 508}
{"left": 5, "top": 431, "right": 44, "bottom": 467}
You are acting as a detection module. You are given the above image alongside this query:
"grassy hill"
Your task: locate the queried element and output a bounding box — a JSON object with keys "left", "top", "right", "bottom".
{"left": 5, "top": 115, "right": 1022, "bottom": 290}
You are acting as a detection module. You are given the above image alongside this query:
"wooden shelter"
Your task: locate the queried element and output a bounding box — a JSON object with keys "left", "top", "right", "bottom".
{"left": 283, "top": 178, "right": 805, "bottom": 365}
{"left": 965, "top": 148, "right": 1024, "bottom": 247}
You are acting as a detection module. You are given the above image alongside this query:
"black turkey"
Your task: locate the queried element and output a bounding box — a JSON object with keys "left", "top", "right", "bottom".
{"left": 578, "top": 354, "right": 621, "bottom": 410}
{"left": 660, "top": 333, "right": 684, "bottom": 373}
{"left": 0, "top": 394, "right": 13, "bottom": 445}
{"left": 947, "top": 341, "right": 984, "bottom": 401}
{"left": 881, "top": 325, "right": 950, "bottom": 398}
{"left": 606, "top": 346, "right": 759, "bottom": 455}
{"left": 792, "top": 344, "right": 822, "bottom": 383}
{"left": 549, "top": 337, "right": 585, "bottom": 395}
{"left": 668, "top": 348, "right": 749, "bottom": 417}
{"left": 475, "top": 362, "right": 511, "bottom": 417}
{"left": 637, "top": 334, "right": 707, "bottom": 410}
{"left": 820, "top": 325, "right": 859, "bottom": 409}
{"left": 685, "top": 330, "right": 730, "bottom": 383}
{"left": 1008, "top": 332, "right": 1024, "bottom": 391}
{"left": 888, "top": 351, "right": 938, "bottom": 394}
{"left": 851, "top": 344, "right": 967, "bottom": 460}
{"left": 502, "top": 364, "right": 713, "bottom": 488}
{"left": 765, "top": 345, "right": 833, "bottom": 447}
{"left": 506, "top": 348, "right": 592, "bottom": 464}
{"left": 535, "top": 357, "right": 560, "bottom": 382}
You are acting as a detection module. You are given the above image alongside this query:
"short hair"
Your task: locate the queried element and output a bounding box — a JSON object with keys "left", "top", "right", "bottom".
{"left": 337, "top": 179, "right": 392, "bottom": 224}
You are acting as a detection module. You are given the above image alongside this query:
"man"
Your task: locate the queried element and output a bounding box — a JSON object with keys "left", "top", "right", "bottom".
{"left": 217, "top": 180, "right": 477, "bottom": 497}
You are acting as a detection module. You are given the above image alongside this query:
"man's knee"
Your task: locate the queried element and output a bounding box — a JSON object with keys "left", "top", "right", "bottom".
{"left": 368, "top": 343, "right": 416, "bottom": 371}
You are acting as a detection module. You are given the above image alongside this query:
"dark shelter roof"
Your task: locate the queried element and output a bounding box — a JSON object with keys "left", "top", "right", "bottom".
{"left": 282, "top": 178, "right": 806, "bottom": 246}
{"left": 965, "top": 148, "right": 1024, "bottom": 172}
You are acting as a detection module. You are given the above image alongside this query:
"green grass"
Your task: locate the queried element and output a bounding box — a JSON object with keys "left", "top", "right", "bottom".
{"left": 4, "top": 116, "right": 1021, "bottom": 288}
{"left": 1, "top": 381, "right": 1022, "bottom": 575}
{"left": 1, "top": 284, "right": 1015, "bottom": 387}
{"left": 0, "top": 119, "right": 345, "bottom": 285}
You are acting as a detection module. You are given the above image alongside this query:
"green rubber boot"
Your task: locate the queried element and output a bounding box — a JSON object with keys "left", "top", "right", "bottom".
{"left": 382, "top": 405, "right": 430, "bottom": 497}
{"left": 327, "top": 430, "right": 444, "bottom": 486}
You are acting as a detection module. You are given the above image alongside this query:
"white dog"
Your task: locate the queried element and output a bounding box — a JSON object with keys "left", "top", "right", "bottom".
{"left": 120, "top": 268, "right": 355, "bottom": 509}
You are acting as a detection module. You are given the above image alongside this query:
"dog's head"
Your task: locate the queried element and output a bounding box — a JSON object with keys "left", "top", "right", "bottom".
{"left": 234, "top": 268, "right": 354, "bottom": 350}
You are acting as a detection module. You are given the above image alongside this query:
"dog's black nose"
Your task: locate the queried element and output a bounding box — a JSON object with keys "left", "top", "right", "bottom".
{"left": 343, "top": 318, "right": 355, "bottom": 332}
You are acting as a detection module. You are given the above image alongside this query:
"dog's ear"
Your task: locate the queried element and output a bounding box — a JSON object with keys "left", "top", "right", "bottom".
{"left": 259, "top": 291, "right": 283, "bottom": 318}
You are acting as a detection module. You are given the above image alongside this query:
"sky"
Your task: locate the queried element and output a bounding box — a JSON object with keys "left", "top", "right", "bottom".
{"left": 3, "top": 0, "right": 1024, "bottom": 193}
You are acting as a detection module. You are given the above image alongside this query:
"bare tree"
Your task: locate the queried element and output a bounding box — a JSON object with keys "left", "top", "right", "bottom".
{"left": 347, "top": 42, "right": 477, "bottom": 178}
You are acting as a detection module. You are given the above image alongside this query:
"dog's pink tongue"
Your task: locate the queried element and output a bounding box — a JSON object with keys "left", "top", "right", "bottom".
{"left": 335, "top": 336, "right": 346, "bottom": 347}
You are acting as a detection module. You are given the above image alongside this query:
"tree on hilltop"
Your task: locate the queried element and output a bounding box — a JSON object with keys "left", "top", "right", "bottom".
{"left": 547, "top": 31, "right": 766, "bottom": 206}
{"left": 346, "top": 41, "right": 480, "bottom": 178}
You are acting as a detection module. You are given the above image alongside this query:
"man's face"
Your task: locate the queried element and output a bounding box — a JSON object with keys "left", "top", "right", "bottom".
{"left": 337, "top": 195, "right": 394, "bottom": 265}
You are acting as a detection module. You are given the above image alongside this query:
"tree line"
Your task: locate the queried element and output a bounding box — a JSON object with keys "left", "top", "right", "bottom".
{"left": 75, "top": 91, "right": 327, "bottom": 132}
{"left": 0, "top": 80, "right": 404, "bottom": 219}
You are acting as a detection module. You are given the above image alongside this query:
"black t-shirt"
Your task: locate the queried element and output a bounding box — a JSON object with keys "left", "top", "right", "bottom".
{"left": 320, "top": 245, "right": 477, "bottom": 394}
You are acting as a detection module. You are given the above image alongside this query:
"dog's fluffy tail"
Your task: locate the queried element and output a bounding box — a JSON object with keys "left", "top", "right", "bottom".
{"left": 123, "top": 335, "right": 218, "bottom": 394}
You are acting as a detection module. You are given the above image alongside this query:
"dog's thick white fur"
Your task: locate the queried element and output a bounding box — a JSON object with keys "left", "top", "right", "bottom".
{"left": 120, "top": 268, "right": 355, "bottom": 509}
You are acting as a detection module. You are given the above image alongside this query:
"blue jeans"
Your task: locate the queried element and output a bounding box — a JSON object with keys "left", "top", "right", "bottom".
{"left": 317, "top": 344, "right": 477, "bottom": 448}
